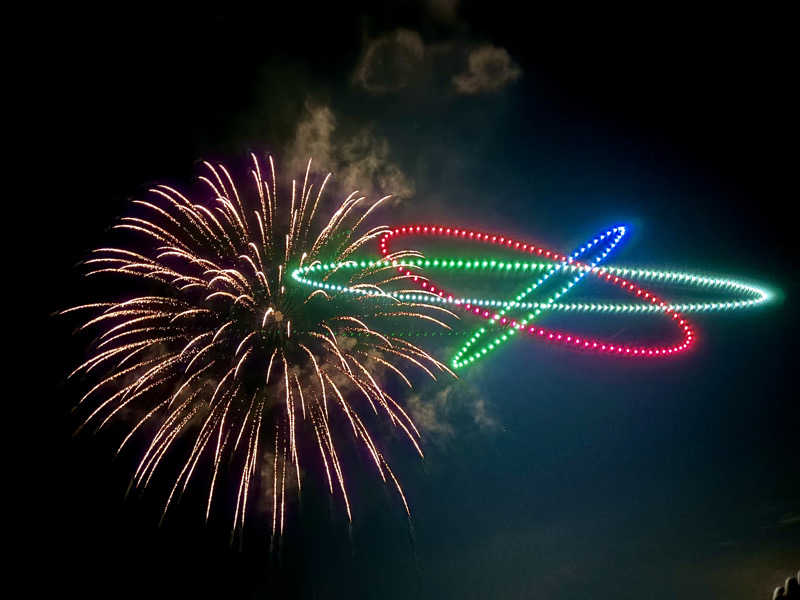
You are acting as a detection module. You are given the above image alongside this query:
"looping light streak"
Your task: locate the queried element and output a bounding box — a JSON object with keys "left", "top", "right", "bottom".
{"left": 290, "top": 223, "right": 776, "bottom": 370}
{"left": 380, "top": 225, "right": 687, "bottom": 368}
{"left": 293, "top": 259, "right": 770, "bottom": 314}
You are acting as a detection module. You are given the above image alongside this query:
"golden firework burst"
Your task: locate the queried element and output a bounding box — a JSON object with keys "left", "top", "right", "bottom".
{"left": 62, "top": 154, "right": 455, "bottom": 542}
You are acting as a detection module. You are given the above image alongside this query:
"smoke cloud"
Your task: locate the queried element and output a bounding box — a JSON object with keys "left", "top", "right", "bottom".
{"left": 287, "top": 102, "right": 415, "bottom": 205}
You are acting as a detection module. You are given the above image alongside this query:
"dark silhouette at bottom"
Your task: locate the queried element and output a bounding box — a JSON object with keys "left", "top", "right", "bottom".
{"left": 773, "top": 570, "right": 800, "bottom": 599}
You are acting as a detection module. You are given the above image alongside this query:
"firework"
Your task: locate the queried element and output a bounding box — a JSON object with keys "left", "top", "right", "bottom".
{"left": 62, "top": 155, "right": 455, "bottom": 541}
{"left": 292, "top": 223, "right": 776, "bottom": 368}
{"left": 368, "top": 224, "right": 775, "bottom": 367}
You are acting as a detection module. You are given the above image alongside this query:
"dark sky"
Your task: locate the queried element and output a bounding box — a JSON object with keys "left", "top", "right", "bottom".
{"left": 30, "top": 4, "right": 797, "bottom": 599}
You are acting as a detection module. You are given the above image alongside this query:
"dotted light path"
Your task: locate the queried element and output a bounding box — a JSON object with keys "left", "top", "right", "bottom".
{"left": 291, "top": 260, "right": 771, "bottom": 315}
{"left": 289, "top": 224, "right": 776, "bottom": 371}
{"left": 379, "top": 225, "right": 696, "bottom": 368}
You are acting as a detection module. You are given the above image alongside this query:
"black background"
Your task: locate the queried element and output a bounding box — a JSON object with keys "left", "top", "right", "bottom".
{"left": 24, "top": 4, "right": 797, "bottom": 599}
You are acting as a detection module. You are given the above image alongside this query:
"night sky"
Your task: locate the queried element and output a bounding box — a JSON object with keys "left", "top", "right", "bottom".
{"left": 32, "top": 4, "right": 797, "bottom": 599}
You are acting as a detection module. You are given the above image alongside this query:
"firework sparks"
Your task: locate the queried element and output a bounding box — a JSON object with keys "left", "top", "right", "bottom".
{"left": 62, "top": 155, "right": 454, "bottom": 542}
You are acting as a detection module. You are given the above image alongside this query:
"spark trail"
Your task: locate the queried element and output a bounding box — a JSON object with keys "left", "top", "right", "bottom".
{"left": 62, "top": 156, "right": 455, "bottom": 542}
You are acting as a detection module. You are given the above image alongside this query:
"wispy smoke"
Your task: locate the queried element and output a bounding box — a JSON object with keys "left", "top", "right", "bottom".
{"left": 287, "top": 102, "right": 415, "bottom": 205}
{"left": 353, "top": 29, "right": 522, "bottom": 97}
{"left": 407, "top": 378, "right": 498, "bottom": 444}
{"left": 452, "top": 45, "right": 522, "bottom": 95}
{"left": 353, "top": 29, "right": 426, "bottom": 94}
